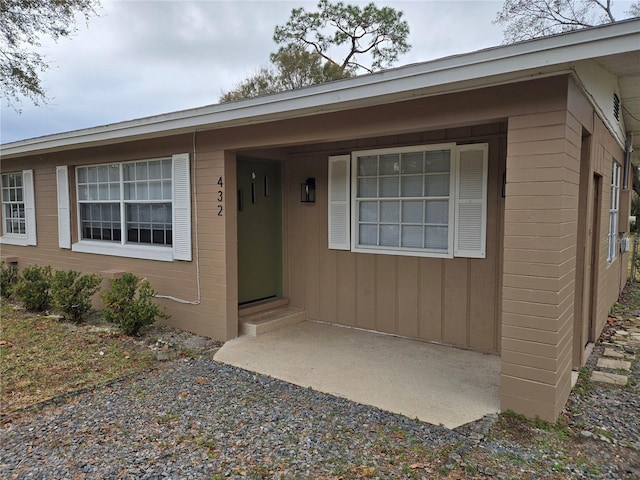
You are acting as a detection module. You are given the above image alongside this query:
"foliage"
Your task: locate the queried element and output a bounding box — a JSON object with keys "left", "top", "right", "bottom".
{"left": 0, "top": 0, "right": 99, "bottom": 110}
{"left": 221, "top": 46, "right": 351, "bottom": 102}
{"left": 101, "top": 273, "right": 168, "bottom": 335}
{"left": 274, "top": 0, "right": 410, "bottom": 74}
{"left": 13, "top": 264, "right": 52, "bottom": 311}
{"left": 51, "top": 269, "right": 102, "bottom": 322}
{"left": 221, "top": 0, "right": 409, "bottom": 101}
{"left": 494, "top": 0, "right": 640, "bottom": 43}
{"left": 0, "top": 302, "right": 154, "bottom": 415}
{"left": 0, "top": 261, "right": 19, "bottom": 299}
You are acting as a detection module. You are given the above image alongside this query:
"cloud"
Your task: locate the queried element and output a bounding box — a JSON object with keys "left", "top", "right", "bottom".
{"left": 1, "top": 0, "right": 508, "bottom": 144}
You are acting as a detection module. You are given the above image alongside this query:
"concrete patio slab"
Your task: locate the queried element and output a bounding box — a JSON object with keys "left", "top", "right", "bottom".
{"left": 214, "top": 321, "right": 500, "bottom": 429}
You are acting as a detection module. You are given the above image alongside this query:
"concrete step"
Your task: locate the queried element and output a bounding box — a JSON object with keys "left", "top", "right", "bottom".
{"left": 239, "top": 308, "right": 306, "bottom": 337}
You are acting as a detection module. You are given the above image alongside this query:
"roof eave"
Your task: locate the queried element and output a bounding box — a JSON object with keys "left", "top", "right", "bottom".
{"left": 1, "top": 18, "right": 639, "bottom": 159}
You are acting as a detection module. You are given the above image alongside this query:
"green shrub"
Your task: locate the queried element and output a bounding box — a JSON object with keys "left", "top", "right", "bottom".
{"left": 51, "top": 270, "right": 102, "bottom": 322}
{"left": 14, "top": 265, "right": 52, "bottom": 311}
{"left": 0, "top": 261, "right": 19, "bottom": 299}
{"left": 101, "top": 273, "right": 168, "bottom": 335}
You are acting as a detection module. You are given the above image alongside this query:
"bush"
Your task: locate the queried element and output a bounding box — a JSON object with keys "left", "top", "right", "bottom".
{"left": 101, "top": 273, "right": 168, "bottom": 335}
{"left": 51, "top": 270, "right": 102, "bottom": 322}
{"left": 0, "top": 261, "right": 19, "bottom": 299}
{"left": 14, "top": 265, "right": 52, "bottom": 311}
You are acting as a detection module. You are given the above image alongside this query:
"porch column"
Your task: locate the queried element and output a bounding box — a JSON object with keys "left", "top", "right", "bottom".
{"left": 501, "top": 111, "right": 580, "bottom": 421}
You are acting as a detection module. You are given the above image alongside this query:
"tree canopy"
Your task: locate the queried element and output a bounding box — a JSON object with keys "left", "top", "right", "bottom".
{"left": 495, "top": 0, "right": 640, "bottom": 43}
{"left": 273, "top": 0, "right": 410, "bottom": 74}
{"left": 220, "top": 46, "right": 351, "bottom": 103}
{"left": 0, "top": 0, "right": 99, "bottom": 110}
{"left": 220, "top": 0, "right": 410, "bottom": 102}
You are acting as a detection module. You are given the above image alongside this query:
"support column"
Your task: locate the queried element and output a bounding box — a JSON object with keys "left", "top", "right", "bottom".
{"left": 501, "top": 110, "right": 580, "bottom": 421}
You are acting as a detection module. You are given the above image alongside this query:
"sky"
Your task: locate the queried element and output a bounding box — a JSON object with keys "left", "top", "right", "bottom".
{"left": 0, "top": 0, "right": 634, "bottom": 144}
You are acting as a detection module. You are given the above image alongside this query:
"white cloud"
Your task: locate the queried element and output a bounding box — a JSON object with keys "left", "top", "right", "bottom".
{"left": 2, "top": 0, "right": 511, "bottom": 144}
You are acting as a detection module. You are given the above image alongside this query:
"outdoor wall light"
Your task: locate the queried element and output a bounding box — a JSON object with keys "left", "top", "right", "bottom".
{"left": 301, "top": 177, "right": 316, "bottom": 203}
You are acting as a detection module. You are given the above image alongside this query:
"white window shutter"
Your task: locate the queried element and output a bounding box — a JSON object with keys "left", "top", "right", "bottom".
{"left": 454, "top": 144, "right": 488, "bottom": 258}
{"left": 22, "top": 169, "right": 37, "bottom": 246}
{"left": 328, "top": 155, "right": 351, "bottom": 250}
{"left": 56, "top": 166, "right": 71, "bottom": 249}
{"left": 172, "top": 153, "right": 192, "bottom": 261}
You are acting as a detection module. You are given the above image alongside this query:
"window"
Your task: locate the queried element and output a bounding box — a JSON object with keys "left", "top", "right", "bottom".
{"left": 2, "top": 173, "right": 25, "bottom": 235}
{"left": 0, "top": 170, "right": 36, "bottom": 246}
{"left": 608, "top": 161, "right": 621, "bottom": 263}
{"left": 328, "top": 143, "right": 488, "bottom": 259}
{"left": 76, "top": 159, "right": 172, "bottom": 246}
{"left": 63, "top": 154, "right": 191, "bottom": 262}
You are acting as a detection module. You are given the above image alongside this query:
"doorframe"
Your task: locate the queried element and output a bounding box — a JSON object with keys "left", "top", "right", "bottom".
{"left": 588, "top": 173, "right": 602, "bottom": 346}
{"left": 235, "top": 154, "right": 288, "bottom": 312}
{"left": 573, "top": 131, "right": 592, "bottom": 368}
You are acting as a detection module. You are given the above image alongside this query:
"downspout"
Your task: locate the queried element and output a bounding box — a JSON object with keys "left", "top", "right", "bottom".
{"left": 623, "top": 131, "right": 633, "bottom": 189}
{"left": 625, "top": 132, "right": 636, "bottom": 282}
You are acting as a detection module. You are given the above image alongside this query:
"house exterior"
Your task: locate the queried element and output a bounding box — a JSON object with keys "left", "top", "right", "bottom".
{"left": 1, "top": 19, "right": 639, "bottom": 422}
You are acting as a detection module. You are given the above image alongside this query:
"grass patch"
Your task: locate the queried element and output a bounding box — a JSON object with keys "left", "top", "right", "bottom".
{"left": 0, "top": 301, "right": 155, "bottom": 415}
{"left": 610, "top": 281, "right": 640, "bottom": 317}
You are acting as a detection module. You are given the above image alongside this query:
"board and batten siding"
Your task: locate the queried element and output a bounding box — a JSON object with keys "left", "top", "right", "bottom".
{"left": 284, "top": 126, "right": 506, "bottom": 354}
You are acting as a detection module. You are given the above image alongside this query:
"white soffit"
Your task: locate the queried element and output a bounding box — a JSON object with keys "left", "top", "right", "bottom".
{"left": 1, "top": 18, "right": 639, "bottom": 158}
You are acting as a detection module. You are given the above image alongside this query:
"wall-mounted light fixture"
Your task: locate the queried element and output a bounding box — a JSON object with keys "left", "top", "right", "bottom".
{"left": 301, "top": 177, "right": 316, "bottom": 203}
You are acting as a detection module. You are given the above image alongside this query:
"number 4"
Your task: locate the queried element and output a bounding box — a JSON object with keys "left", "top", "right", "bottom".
{"left": 217, "top": 177, "right": 223, "bottom": 187}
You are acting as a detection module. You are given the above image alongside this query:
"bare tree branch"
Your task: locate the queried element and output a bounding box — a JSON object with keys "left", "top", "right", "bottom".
{"left": 495, "top": 0, "right": 638, "bottom": 43}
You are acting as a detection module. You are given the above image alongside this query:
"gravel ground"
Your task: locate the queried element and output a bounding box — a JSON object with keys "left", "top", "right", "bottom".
{"left": 1, "top": 314, "right": 638, "bottom": 479}
{"left": 455, "top": 314, "right": 640, "bottom": 480}
{"left": 1, "top": 360, "right": 463, "bottom": 479}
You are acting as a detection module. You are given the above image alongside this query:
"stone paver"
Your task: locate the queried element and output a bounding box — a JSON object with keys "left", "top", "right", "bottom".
{"left": 596, "top": 357, "right": 632, "bottom": 370}
{"left": 590, "top": 370, "right": 628, "bottom": 385}
{"left": 602, "top": 348, "right": 626, "bottom": 358}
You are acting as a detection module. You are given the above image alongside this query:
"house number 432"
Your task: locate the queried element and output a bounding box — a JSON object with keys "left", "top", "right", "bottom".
{"left": 217, "top": 177, "right": 223, "bottom": 216}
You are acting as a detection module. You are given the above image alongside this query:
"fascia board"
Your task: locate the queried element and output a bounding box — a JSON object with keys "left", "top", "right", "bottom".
{"left": 1, "top": 19, "right": 639, "bottom": 158}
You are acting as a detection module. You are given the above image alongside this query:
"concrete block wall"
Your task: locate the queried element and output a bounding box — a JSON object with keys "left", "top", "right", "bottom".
{"left": 501, "top": 110, "right": 580, "bottom": 421}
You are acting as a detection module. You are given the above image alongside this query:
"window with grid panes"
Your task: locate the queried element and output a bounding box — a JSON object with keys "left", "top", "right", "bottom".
{"left": 608, "top": 161, "right": 620, "bottom": 262}
{"left": 76, "top": 158, "right": 173, "bottom": 246}
{"left": 1, "top": 172, "right": 25, "bottom": 235}
{"left": 354, "top": 146, "right": 453, "bottom": 255}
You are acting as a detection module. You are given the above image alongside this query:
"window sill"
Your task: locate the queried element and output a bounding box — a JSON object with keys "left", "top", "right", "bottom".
{"left": 351, "top": 245, "right": 454, "bottom": 259}
{"left": 0, "top": 236, "right": 28, "bottom": 246}
{"left": 72, "top": 241, "right": 174, "bottom": 262}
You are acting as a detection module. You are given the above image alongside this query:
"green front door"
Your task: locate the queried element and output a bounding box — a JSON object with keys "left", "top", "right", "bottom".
{"left": 237, "top": 157, "right": 283, "bottom": 305}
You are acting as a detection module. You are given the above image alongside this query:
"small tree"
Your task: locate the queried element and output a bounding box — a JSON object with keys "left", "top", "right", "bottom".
{"left": 101, "top": 273, "right": 168, "bottom": 336}
{"left": 51, "top": 270, "right": 102, "bottom": 322}
{"left": 13, "top": 264, "right": 52, "bottom": 311}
